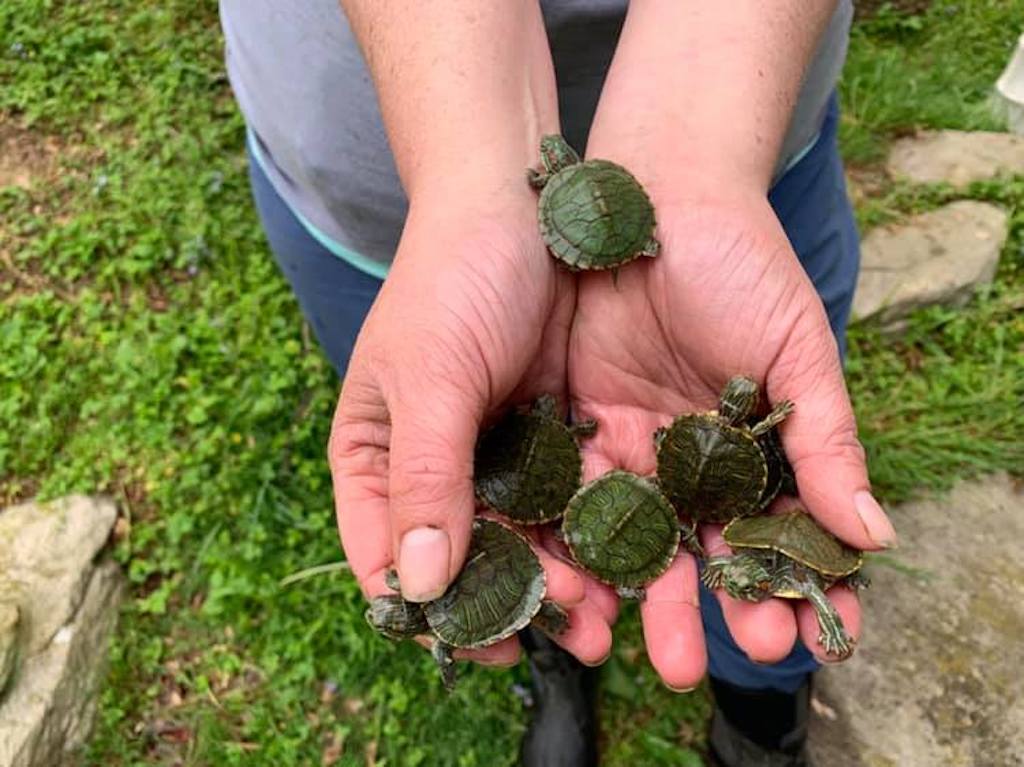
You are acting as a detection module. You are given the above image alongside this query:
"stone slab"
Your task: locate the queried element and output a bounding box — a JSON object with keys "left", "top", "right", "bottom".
{"left": 851, "top": 200, "right": 1007, "bottom": 327}
{"left": 887, "top": 130, "right": 1024, "bottom": 187}
{"left": 0, "top": 495, "right": 116, "bottom": 654}
{"left": 808, "top": 474, "right": 1024, "bottom": 767}
{"left": 0, "top": 560, "right": 124, "bottom": 767}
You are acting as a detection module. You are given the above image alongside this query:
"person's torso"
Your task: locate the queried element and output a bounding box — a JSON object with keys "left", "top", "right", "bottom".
{"left": 221, "top": 0, "right": 853, "bottom": 273}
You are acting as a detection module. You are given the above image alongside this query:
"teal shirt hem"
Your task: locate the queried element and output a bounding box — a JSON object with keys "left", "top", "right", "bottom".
{"left": 247, "top": 128, "right": 391, "bottom": 281}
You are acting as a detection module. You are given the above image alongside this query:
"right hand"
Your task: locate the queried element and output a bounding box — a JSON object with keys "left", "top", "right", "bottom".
{"left": 328, "top": 187, "right": 616, "bottom": 667}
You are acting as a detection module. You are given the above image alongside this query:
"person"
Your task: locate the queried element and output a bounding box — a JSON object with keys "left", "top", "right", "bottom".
{"left": 219, "top": 2, "right": 898, "bottom": 765}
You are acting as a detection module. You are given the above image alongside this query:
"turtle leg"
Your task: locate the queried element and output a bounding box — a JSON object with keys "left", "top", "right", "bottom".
{"left": 570, "top": 419, "right": 598, "bottom": 440}
{"left": 527, "top": 168, "right": 549, "bottom": 189}
{"left": 616, "top": 586, "right": 646, "bottom": 601}
{"left": 384, "top": 568, "right": 401, "bottom": 592}
{"left": 790, "top": 577, "right": 855, "bottom": 660}
{"left": 531, "top": 600, "right": 570, "bottom": 637}
{"left": 700, "top": 557, "right": 731, "bottom": 591}
{"left": 679, "top": 522, "right": 704, "bottom": 558}
{"left": 641, "top": 237, "right": 660, "bottom": 258}
{"left": 749, "top": 400, "right": 795, "bottom": 437}
{"left": 431, "top": 640, "right": 458, "bottom": 692}
{"left": 843, "top": 571, "right": 871, "bottom": 591}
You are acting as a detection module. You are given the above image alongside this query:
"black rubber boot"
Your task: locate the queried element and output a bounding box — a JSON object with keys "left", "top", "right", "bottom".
{"left": 707, "top": 675, "right": 814, "bottom": 767}
{"left": 518, "top": 627, "right": 600, "bottom": 767}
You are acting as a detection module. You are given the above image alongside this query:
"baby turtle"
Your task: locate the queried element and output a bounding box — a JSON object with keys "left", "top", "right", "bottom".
{"left": 562, "top": 470, "right": 683, "bottom": 598}
{"left": 755, "top": 423, "right": 799, "bottom": 505}
{"left": 474, "top": 395, "right": 596, "bottom": 525}
{"left": 365, "top": 518, "right": 567, "bottom": 690}
{"left": 528, "top": 134, "right": 659, "bottom": 270}
{"left": 655, "top": 376, "right": 794, "bottom": 524}
{"left": 702, "top": 509, "right": 868, "bottom": 659}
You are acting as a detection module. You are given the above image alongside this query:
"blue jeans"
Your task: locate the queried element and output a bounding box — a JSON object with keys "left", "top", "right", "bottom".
{"left": 247, "top": 94, "right": 859, "bottom": 694}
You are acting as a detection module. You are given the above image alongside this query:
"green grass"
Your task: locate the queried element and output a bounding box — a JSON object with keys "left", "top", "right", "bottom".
{"left": 0, "top": 1, "right": 1021, "bottom": 764}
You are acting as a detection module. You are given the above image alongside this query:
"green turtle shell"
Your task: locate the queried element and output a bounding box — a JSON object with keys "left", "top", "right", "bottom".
{"left": 754, "top": 424, "right": 798, "bottom": 508}
{"left": 562, "top": 470, "right": 680, "bottom": 588}
{"left": 656, "top": 414, "right": 768, "bottom": 523}
{"left": 723, "top": 510, "right": 862, "bottom": 578}
{"left": 538, "top": 160, "right": 656, "bottom": 270}
{"left": 474, "top": 400, "right": 583, "bottom": 524}
{"left": 423, "top": 518, "right": 545, "bottom": 648}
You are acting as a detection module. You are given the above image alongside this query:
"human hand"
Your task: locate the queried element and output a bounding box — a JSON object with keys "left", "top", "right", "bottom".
{"left": 328, "top": 188, "right": 614, "bottom": 668}
{"left": 569, "top": 189, "right": 896, "bottom": 689}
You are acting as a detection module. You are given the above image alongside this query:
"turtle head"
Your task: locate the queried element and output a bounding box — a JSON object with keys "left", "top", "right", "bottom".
{"left": 718, "top": 556, "right": 773, "bottom": 601}
{"left": 539, "top": 134, "right": 580, "bottom": 175}
{"left": 365, "top": 595, "right": 428, "bottom": 640}
{"left": 719, "top": 376, "right": 760, "bottom": 425}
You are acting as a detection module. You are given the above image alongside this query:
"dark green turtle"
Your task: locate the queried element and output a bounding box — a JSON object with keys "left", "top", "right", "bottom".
{"left": 528, "top": 134, "right": 659, "bottom": 270}
{"left": 702, "top": 509, "right": 868, "bottom": 659}
{"left": 754, "top": 422, "right": 799, "bottom": 505}
{"left": 365, "top": 518, "right": 567, "bottom": 690}
{"left": 655, "top": 376, "right": 794, "bottom": 524}
{"left": 562, "top": 470, "right": 683, "bottom": 598}
{"left": 474, "top": 395, "right": 596, "bottom": 525}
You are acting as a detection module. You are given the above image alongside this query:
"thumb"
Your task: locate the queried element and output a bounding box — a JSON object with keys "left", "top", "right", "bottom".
{"left": 387, "top": 380, "right": 483, "bottom": 602}
{"left": 769, "top": 322, "right": 898, "bottom": 551}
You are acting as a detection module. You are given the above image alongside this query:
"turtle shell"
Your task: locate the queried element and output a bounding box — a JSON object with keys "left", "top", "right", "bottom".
{"left": 474, "top": 400, "right": 583, "bottom": 524}
{"left": 754, "top": 424, "right": 798, "bottom": 508}
{"left": 723, "top": 510, "right": 862, "bottom": 578}
{"left": 538, "top": 159, "right": 656, "bottom": 270}
{"left": 656, "top": 414, "right": 768, "bottom": 523}
{"left": 562, "top": 470, "right": 680, "bottom": 588}
{"left": 423, "top": 518, "right": 545, "bottom": 648}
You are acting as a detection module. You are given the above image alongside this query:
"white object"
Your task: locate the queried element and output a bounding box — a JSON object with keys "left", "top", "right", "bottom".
{"left": 995, "top": 33, "right": 1024, "bottom": 134}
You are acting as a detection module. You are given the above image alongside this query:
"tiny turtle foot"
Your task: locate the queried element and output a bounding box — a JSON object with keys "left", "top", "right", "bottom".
{"left": 680, "top": 524, "right": 704, "bottom": 558}
{"left": 616, "top": 586, "right": 646, "bottom": 601}
{"left": 532, "top": 601, "right": 570, "bottom": 637}
{"left": 571, "top": 418, "right": 598, "bottom": 439}
{"left": 432, "top": 641, "right": 457, "bottom": 692}
{"left": 641, "top": 237, "right": 660, "bottom": 258}
{"left": 819, "top": 629, "right": 855, "bottom": 660}
{"left": 527, "top": 169, "right": 548, "bottom": 189}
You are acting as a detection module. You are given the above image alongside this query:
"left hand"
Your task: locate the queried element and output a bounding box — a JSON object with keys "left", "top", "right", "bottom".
{"left": 568, "top": 189, "right": 895, "bottom": 689}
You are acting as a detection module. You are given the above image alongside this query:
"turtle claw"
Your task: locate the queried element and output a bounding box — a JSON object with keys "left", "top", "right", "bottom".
{"left": 571, "top": 419, "right": 598, "bottom": 440}
{"left": 641, "top": 237, "right": 660, "bottom": 258}
{"left": 820, "top": 629, "right": 855, "bottom": 661}
{"left": 615, "top": 586, "right": 646, "bottom": 601}
{"left": 432, "top": 640, "right": 457, "bottom": 692}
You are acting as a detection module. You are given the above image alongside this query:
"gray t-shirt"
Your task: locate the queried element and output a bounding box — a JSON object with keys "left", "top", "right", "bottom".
{"left": 221, "top": 1, "right": 853, "bottom": 277}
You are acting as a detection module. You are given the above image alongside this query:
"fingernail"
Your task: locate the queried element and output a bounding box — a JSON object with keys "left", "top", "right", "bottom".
{"left": 664, "top": 682, "right": 697, "bottom": 694}
{"left": 853, "top": 491, "right": 898, "bottom": 549}
{"left": 582, "top": 651, "right": 611, "bottom": 668}
{"left": 399, "top": 527, "right": 451, "bottom": 602}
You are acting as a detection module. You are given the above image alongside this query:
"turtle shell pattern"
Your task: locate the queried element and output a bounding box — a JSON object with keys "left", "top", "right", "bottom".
{"left": 474, "top": 406, "right": 583, "bottom": 524}
{"left": 562, "top": 470, "right": 680, "bottom": 588}
{"left": 423, "top": 518, "right": 545, "bottom": 648}
{"left": 723, "top": 510, "right": 862, "bottom": 578}
{"left": 656, "top": 414, "right": 768, "bottom": 523}
{"left": 538, "top": 160, "right": 656, "bottom": 270}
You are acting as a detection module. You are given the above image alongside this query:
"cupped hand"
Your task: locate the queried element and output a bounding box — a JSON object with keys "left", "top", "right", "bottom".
{"left": 569, "top": 191, "right": 897, "bottom": 688}
{"left": 328, "top": 189, "right": 613, "bottom": 667}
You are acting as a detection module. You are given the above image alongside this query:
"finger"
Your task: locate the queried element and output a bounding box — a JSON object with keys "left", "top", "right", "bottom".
{"left": 573, "top": 402, "right": 662, "bottom": 482}
{"left": 639, "top": 555, "right": 707, "bottom": 691}
{"left": 795, "top": 584, "right": 862, "bottom": 663}
{"left": 328, "top": 367, "right": 393, "bottom": 597}
{"left": 767, "top": 315, "right": 897, "bottom": 550}
{"left": 387, "top": 378, "right": 483, "bottom": 602}
{"left": 532, "top": 542, "right": 585, "bottom": 608}
{"left": 551, "top": 603, "right": 613, "bottom": 666}
{"left": 701, "top": 525, "right": 798, "bottom": 664}
{"left": 536, "top": 526, "right": 619, "bottom": 623}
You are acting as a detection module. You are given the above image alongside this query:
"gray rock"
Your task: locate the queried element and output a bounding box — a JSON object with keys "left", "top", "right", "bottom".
{"left": 0, "top": 603, "right": 18, "bottom": 697}
{"left": 887, "top": 130, "right": 1024, "bottom": 187}
{"left": 0, "top": 496, "right": 124, "bottom": 767}
{"left": 0, "top": 495, "right": 116, "bottom": 654}
{"left": 851, "top": 201, "right": 1007, "bottom": 327}
{"left": 808, "top": 474, "right": 1024, "bottom": 767}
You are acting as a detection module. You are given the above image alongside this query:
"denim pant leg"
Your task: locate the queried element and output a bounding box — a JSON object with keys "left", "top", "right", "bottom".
{"left": 701, "top": 93, "right": 860, "bottom": 693}
{"left": 247, "top": 144, "right": 383, "bottom": 378}
{"left": 247, "top": 92, "right": 860, "bottom": 695}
